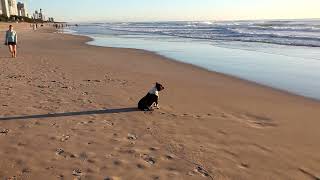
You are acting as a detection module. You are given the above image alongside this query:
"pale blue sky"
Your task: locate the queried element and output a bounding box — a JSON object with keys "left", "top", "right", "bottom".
{"left": 21, "top": 0, "right": 320, "bottom": 22}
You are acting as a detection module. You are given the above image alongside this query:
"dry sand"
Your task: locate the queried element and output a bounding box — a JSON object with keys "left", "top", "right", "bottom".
{"left": 0, "top": 23, "right": 319, "bottom": 180}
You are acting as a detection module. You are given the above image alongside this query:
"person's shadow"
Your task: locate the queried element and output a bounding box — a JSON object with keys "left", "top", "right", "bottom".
{"left": 0, "top": 107, "right": 139, "bottom": 121}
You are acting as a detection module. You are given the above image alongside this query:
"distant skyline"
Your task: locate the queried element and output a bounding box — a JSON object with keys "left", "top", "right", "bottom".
{"left": 21, "top": 0, "right": 320, "bottom": 22}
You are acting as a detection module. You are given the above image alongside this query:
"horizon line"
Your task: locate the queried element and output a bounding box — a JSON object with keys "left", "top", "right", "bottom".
{"left": 67, "top": 17, "right": 320, "bottom": 24}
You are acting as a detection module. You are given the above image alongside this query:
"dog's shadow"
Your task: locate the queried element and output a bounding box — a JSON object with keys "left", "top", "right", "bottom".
{"left": 0, "top": 107, "right": 139, "bottom": 121}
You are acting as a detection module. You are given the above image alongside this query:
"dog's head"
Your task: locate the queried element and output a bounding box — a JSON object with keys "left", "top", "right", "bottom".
{"left": 155, "top": 82, "right": 165, "bottom": 91}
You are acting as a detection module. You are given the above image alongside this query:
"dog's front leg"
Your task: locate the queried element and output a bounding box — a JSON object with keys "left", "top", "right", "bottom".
{"left": 155, "top": 97, "right": 160, "bottom": 109}
{"left": 154, "top": 103, "right": 160, "bottom": 109}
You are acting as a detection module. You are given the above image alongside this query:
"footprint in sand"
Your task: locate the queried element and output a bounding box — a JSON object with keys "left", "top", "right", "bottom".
{"left": 195, "top": 166, "right": 210, "bottom": 177}
{"left": 194, "top": 115, "right": 202, "bottom": 118}
{"left": 83, "top": 79, "right": 101, "bottom": 83}
{"left": 164, "top": 154, "right": 175, "bottom": 160}
{"left": 57, "top": 174, "right": 64, "bottom": 179}
{"left": 136, "top": 163, "right": 146, "bottom": 169}
{"left": 87, "top": 141, "right": 95, "bottom": 145}
{"left": 56, "top": 148, "right": 65, "bottom": 155}
{"left": 60, "top": 134, "right": 70, "bottom": 142}
{"left": 34, "top": 121, "right": 41, "bottom": 126}
{"left": 51, "top": 122, "right": 60, "bottom": 128}
{"left": 141, "top": 154, "right": 156, "bottom": 165}
{"left": 87, "top": 159, "right": 95, "bottom": 164}
{"left": 17, "top": 142, "right": 27, "bottom": 147}
{"left": 151, "top": 175, "right": 160, "bottom": 180}
{"left": 55, "top": 148, "right": 76, "bottom": 159}
{"left": 0, "top": 129, "right": 10, "bottom": 135}
{"left": 5, "top": 176, "right": 17, "bottom": 180}
{"left": 103, "top": 120, "right": 114, "bottom": 127}
{"left": 127, "top": 133, "right": 138, "bottom": 140}
{"left": 21, "top": 168, "right": 31, "bottom": 174}
{"left": 113, "top": 160, "right": 123, "bottom": 166}
{"left": 149, "top": 147, "right": 160, "bottom": 151}
{"left": 119, "top": 148, "right": 136, "bottom": 155}
{"left": 239, "top": 162, "right": 250, "bottom": 169}
{"left": 78, "top": 120, "right": 94, "bottom": 126}
{"left": 72, "top": 169, "right": 82, "bottom": 177}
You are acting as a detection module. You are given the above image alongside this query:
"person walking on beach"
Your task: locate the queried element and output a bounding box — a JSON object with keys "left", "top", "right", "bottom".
{"left": 33, "top": 23, "right": 37, "bottom": 31}
{"left": 4, "top": 25, "right": 18, "bottom": 58}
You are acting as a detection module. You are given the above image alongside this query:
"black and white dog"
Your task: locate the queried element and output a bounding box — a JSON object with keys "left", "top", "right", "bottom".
{"left": 138, "top": 83, "right": 165, "bottom": 111}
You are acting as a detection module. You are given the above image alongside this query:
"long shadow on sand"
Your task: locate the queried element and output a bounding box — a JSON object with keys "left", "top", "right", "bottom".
{"left": 0, "top": 107, "right": 139, "bottom": 121}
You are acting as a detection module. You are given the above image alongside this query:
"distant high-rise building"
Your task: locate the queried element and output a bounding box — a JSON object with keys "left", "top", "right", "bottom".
{"left": 33, "top": 10, "right": 38, "bottom": 19}
{"left": 17, "top": 2, "right": 27, "bottom": 17}
{"left": 0, "top": 0, "right": 10, "bottom": 17}
{"left": 0, "top": 0, "right": 2, "bottom": 15}
{"left": 7, "top": 0, "right": 17, "bottom": 16}
{"left": 33, "top": 8, "right": 45, "bottom": 21}
{"left": 39, "top": 8, "right": 45, "bottom": 21}
{"left": 1, "top": 0, "right": 30, "bottom": 18}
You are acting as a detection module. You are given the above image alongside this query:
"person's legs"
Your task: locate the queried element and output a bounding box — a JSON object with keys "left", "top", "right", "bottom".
{"left": 8, "top": 45, "right": 14, "bottom": 58}
{"left": 12, "top": 45, "right": 17, "bottom": 58}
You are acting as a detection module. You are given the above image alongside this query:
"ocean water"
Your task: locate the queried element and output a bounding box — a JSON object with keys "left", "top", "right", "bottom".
{"left": 64, "top": 20, "right": 320, "bottom": 100}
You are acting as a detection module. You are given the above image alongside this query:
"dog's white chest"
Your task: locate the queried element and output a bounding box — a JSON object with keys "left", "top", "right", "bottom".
{"left": 148, "top": 87, "right": 159, "bottom": 97}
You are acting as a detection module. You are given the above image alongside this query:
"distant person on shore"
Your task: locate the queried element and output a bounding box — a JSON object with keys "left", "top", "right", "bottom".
{"left": 4, "top": 25, "right": 18, "bottom": 58}
{"left": 33, "top": 23, "right": 37, "bottom": 30}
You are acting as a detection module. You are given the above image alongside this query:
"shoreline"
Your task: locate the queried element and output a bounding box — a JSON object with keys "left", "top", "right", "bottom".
{"left": 0, "top": 24, "right": 319, "bottom": 179}
{"left": 68, "top": 32, "right": 320, "bottom": 103}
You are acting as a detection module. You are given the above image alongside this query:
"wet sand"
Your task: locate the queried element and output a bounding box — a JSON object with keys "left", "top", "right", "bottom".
{"left": 0, "top": 23, "right": 319, "bottom": 180}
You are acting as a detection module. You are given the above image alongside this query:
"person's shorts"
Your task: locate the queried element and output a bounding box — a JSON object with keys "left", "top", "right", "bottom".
{"left": 8, "top": 42, "right": 16, "bottom": 46}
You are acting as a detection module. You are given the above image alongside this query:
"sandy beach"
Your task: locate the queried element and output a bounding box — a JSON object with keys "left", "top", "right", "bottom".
{"left": 0, "top": 23, "right": 319, "bottom": 180}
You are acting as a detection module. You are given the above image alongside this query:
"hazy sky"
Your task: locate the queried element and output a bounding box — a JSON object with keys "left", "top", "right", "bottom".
{"left": 21, "top": 0, "right": 320, "bottom": 22}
